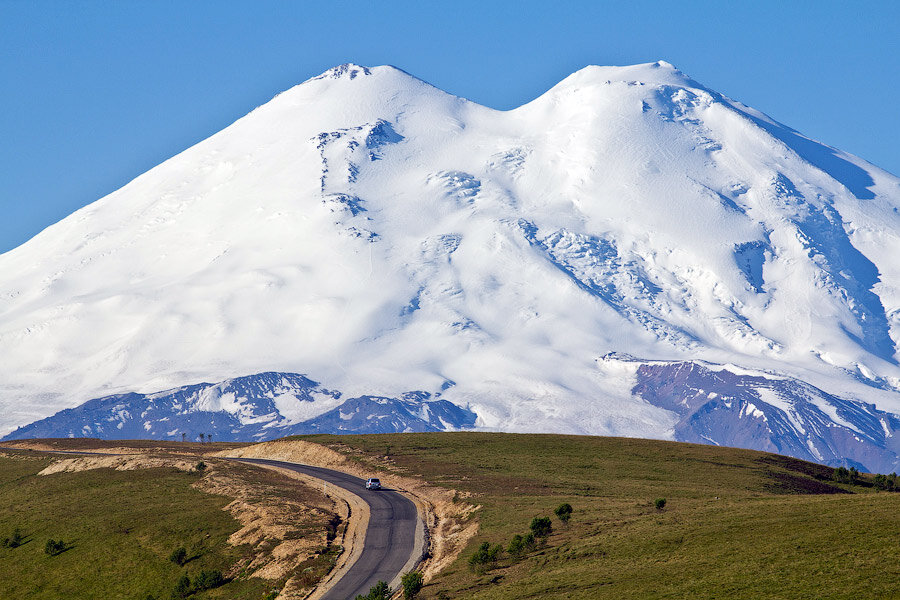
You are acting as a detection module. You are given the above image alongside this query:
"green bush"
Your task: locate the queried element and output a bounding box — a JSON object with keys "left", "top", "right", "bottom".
{"left": 193, "top": 569, "right": 225, "bottom": 591}
{"left": 44, "top": 538, "right": 67, "bottom": 556}
{"left": 833, "top": 466, "right": 860, "bottom": 484}
{"left": 401, "top": 570, "right": 424, "bottom": 599}
{"left": 468, "top": 541, "right": 503, "bottom": 572}
{"left": 2, "top": 528, "right": 24, "bottom": 549}
{"left": 355, "top": 580, "right": 390, "bottom": 600}
{"left": 530, "top": 516, "right": 552, "bottom": 538}
{"left": 194, "top": 461, "right": 207, "bottom": 473}
{"left": 168, "top": 546, "right": 187, "bottom": 566}
{"left": 507, "top": 534, "right": 526, "bottom": 557}
{"left": 873, "top": 472, "right": 898, "bottom": 491}
{"left": 507, "top": 532, "right": 536, "bottom": 558}
{"left": 554, "top": 502, "right": 573, "bottom": 524}
{"left": 654, "top": 498, "right": 666, "bottom": 510}
{"left": 523, "top": 532, "right": 535, "bottom": 549}
{"left": 171, "top": 574, "right": 191, "bottom": 599}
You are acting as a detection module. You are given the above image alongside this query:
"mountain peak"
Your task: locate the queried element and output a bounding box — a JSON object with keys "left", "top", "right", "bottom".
{"left": 651, "top": 59, "right": 677, "bottom": 70}
{"left": 559, "top": 60, "right": 697, "bottom": 89}
{"left": 312, "top": 63, "right": 373, "bottom": 81}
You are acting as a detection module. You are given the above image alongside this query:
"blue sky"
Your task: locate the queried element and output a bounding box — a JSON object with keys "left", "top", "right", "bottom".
{"left": 2, "top": 1, "right": 898, "bottom": 253}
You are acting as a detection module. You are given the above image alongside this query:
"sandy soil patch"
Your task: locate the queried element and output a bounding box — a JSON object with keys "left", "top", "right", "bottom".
{"left": 194, "top": 464, "right": 336, "bottom": 597}
{"left": 243, "top": 463, "right": 371, "bottom": 600}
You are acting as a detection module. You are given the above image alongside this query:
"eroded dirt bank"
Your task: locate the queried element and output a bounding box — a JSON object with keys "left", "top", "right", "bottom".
{"left": 217, "top": 439, "right": 479, "bottom": 581}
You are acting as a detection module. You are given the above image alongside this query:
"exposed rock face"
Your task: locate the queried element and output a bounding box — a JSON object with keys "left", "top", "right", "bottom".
{"left": 1, "top": 372, "right": 477, "bottom": 442}
{"left": 633, "top": 361, "right": 900, "bottom": 473}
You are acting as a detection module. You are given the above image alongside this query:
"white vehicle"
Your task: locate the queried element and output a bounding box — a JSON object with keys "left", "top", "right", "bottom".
{"left": 365, "top": 478, "right": 381, "bottom": 490}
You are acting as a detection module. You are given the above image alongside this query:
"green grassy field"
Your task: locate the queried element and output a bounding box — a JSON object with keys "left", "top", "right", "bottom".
{"left": 0, "top": 449, "right": 327, "bottom": 600}
{"left": 298, "top": 432, "right": 900, "bottom": 599}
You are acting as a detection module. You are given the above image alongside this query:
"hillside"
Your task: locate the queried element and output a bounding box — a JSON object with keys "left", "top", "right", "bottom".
{"left": 3, "top": 434, "right": 900, "bottom": 598}
{"left": 303, "top": 432, "right": 900, "bottom": 599}
{"left": 0, "top": 444, "right": 341, "bottom": 599}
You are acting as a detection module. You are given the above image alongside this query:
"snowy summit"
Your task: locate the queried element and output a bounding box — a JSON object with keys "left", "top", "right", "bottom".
{"left": 3, "top": 62, "right": 900, "bottom": 470}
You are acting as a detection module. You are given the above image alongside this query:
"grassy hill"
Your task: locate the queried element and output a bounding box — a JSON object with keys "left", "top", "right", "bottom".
{"left": 299, "top": 432, "right": 900, "bottom": 599}
{"left": 0, "top": 446, "right": 335, "bottom": 600}
{"left": 3, "top": 434, "right": 899, "bottom": 599}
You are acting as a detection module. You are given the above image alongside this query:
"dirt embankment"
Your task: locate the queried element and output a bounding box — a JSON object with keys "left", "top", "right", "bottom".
{"left": 37, "top": 453, "right": 198, "bottom": 474}
{"left": 3, "top": 440, "right": 150, "bottom": 455}
{"left": 244, "top": 462, "right": 371, "bottom": 600}
{"left": 215, "top": 439, "right": 479, "bottom": 581}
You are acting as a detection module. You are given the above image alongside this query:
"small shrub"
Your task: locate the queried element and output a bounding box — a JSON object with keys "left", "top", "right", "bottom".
{"left": 655, "top": 498, "right": 666, "bottom": 510}
{"left": 169, "top": 546, "right": 187, "bottom": 565}
{"left": 194, "top": 461, "right": 207, "bottom": 473}
{"left": 401, "top": 570, "right": 424, "bottom": 599}
{"left": 44, "top": 538, "right": 66, "bottom": 556}
{"left": 508, "top": 534, "right": 526, "bottom": 557}
{"left": 171, "top": 574, "right": 191, "bottom": 599}
{"left": 507, "top": 532, "right": 536, "bottom": 558}
{"left": 530, "top": 516, "right": 552, "bottom": 538}
{"left": 2, "top": 528, "right": 24, "bottom": 548}
{"left": 554, "top": 502, "right": 573, "bottom": 525}
{"left": 873, "top": 472, "right": 898, "bottom": 491}
{"left": 354, "top": 580, "right": 390, "bottom": 600}
{"left": 833, "top": 466, "right": 850, "bottom": 483}
{"left": 193, "top": 569, "right": 225, "bottom": 591}
{"left": 523, "top": 532, "right": 535, "bottom": 549}
{"left": 468, "top": 541, "right": 503, "bottom": 572}
{"left": 833, "top": 466, "right": 860, "bottom": 485}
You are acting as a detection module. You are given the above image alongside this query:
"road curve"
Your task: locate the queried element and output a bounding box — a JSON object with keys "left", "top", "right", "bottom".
{"left": 233, "top": 457, "right": 420, "bottom": 599}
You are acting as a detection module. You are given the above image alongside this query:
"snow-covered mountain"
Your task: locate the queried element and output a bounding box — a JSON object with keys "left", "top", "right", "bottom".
{"left": 4, "top": 61, "right": 900, "bottom": 470}
{"left": 1, "top": 372, "right": 476, "bottom": 441}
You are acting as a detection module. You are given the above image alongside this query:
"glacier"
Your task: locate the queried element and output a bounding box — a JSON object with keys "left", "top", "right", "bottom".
{"left": 3, "top": 61, "right": 900, "bottom": 470}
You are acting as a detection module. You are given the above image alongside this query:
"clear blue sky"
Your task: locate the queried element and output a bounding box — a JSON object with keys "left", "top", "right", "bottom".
{"left": 2, "top": 1, "right": 899, "bottom": 254}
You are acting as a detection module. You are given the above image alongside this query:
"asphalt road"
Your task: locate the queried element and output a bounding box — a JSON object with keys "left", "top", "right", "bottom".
{"left": 233, "top": 457, "right": 420, "bottom": 599}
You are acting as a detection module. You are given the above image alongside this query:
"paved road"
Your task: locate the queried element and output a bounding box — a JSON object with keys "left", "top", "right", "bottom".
{"left": 233, "top": 458, "right": 420, "bottom": 599}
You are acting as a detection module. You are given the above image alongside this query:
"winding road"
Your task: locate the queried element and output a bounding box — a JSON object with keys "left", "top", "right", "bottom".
{"left": 233, "top": 458, "right": 421, "bottom": 599}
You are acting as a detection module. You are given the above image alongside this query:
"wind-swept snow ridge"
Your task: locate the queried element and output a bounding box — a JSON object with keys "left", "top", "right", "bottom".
{"left": 3, "top": 61, "right": 900, "bottom": 470}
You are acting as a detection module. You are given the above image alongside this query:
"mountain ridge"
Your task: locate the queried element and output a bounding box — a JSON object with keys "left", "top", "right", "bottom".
{"left": 1, "top": 371, "right": 477, "bottom": 442}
